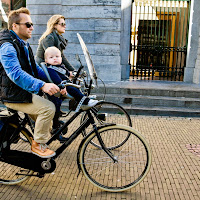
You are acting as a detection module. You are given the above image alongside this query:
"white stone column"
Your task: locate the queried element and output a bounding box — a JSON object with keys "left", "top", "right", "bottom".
{"left": 120, "top": 0, "right": 132, "bottom": 80}
{"left": 193, "top": 26, "right": 200, "bottom": 84}
{"left": 184, "top": 0, "right": 200, "bottom": 83}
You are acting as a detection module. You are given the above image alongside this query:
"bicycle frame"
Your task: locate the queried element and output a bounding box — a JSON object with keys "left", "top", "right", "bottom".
{"left": 0, "top": 107, "right": 151, "bottom": 191}
{"left": 0, "top": 107, "right": 116, "bottom": 177}
{"left": 0, "top": 34, "right": 151, "bottom": 191}
{"left": 46, "top": 108, "right": 116, "bottom": 162}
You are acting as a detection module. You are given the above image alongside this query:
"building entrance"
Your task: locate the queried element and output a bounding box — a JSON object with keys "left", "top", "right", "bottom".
{"left": 130, "top": 0, "right": 191, "bottom": 81}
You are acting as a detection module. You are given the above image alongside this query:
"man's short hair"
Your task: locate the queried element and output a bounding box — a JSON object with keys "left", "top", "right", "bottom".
{"left": 8, "top": 7, "right": 30, "bottom": 30}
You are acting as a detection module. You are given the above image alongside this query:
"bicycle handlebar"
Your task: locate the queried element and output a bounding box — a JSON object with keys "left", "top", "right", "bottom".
{"left": 55, "top": 81, "right": 81, "bottom": 99}
{"left": 59, "top": 80, "right": 81, "bottom": 89}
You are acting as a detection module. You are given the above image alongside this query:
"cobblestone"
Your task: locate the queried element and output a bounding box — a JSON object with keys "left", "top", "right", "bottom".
{"left": 0, "top": 115, "right": 200, "bottom": 199}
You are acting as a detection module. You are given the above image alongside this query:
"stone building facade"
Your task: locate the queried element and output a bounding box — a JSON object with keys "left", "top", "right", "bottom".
{"left": 27, "top": 0, "right": 131, "bottom": 82}
{"left": 26, "top": 0, "right": 200, "bottom": 83}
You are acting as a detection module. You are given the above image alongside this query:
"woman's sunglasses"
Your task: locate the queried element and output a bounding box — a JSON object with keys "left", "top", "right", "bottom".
{"left": 16, "top": 22, "right": 34, "bottom": 28}
{"left": 57, "top": 23, "right": 66, "bottom": 27}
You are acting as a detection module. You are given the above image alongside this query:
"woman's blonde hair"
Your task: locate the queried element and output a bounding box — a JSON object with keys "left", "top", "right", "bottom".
{"left": 39, "top": 15, "right": 65, "bottom": 43}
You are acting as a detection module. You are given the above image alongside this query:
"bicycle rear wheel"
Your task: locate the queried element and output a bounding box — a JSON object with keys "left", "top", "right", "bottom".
{"left": 81, "top": 101, "right": 132, "bottom": 149}
{"left": 79, "top": 125, "right": 151, "bottom": 192}
{"left": 0, "top": 124, "right": 34, "bottom": 185}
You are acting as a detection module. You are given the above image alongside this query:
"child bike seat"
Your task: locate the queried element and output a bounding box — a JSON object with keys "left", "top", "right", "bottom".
{"left": 40, "top": 62, "right": 80, "bottom": 99}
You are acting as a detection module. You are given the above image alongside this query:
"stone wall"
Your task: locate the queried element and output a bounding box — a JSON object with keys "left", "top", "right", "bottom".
{"left": 27, "top": 0, "right": 123, "bottom": 81}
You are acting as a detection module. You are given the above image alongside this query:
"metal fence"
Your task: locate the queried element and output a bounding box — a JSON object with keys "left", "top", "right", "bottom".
{"left": 130, "top": 0, "right": 191, "bottom": 81}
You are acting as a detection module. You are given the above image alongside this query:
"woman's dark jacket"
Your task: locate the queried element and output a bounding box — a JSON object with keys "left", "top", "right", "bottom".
{"left": 36, "top": 31, "right": 74, "bottom": 71}
{"left": 0, "top": 29, "right": 39, "bottom": 103}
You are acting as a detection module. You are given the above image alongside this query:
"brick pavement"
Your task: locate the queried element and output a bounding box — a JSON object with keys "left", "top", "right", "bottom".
{"left": 0, "top": 114, "right": 200, "bottom": 200}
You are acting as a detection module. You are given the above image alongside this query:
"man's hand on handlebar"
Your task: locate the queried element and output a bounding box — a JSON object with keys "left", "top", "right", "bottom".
{"left": 41, "top": 83, "right": 60, "bottom": 96}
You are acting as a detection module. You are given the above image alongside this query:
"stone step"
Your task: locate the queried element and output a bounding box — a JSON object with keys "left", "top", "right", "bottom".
{"left": 60, "top": 102, "right": 200, "bottom": 117}
{"left": 89, "top": 93, "right": 200, "bottom": 108}
{"left": 86, "top": 81, "right": 200, "bottom": 116}
{"left": 93, "top": 86, "right": 200, "bottom": 98}
{"left": 59, "top": 83, "right": 200, "bottom": 117}
{"left": 1, "top": 99, "right": 199, "bottom": 117}
{"left": 1, "top": 81, "right": 199, "bottom": 117}
{"left": 127, "top": 105, "right": 200, "bottom": 117}
{"left": 125, "top": 105, "right": 200, "bottom": 117}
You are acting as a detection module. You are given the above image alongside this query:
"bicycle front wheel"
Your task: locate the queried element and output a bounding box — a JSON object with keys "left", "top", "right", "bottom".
{"left": 79, "top": 125, "right": 152, "bottom": 192}
{"left": 81, "top": 101, "right": 132, "bottom": 149}
{"left": 0, "top": 124, "right": 34, "bottom": 185}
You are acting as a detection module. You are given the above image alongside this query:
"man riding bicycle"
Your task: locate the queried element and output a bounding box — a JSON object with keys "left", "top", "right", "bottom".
{"left": 0, "top": 8, "right": 63, "bottom": 158}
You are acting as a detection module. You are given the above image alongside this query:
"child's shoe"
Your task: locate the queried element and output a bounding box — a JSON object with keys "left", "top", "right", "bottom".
{"left": 81, "top": 99, "right": 98, "bottom": 111}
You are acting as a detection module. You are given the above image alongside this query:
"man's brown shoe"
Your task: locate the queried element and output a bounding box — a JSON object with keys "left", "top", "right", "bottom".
{"left": 31, "top": 140, "right": 56, "bottom": 158}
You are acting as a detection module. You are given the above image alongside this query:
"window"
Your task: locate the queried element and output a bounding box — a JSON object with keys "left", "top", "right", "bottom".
{"left": 0, "top": 0, "right": 26, "bottom": 30}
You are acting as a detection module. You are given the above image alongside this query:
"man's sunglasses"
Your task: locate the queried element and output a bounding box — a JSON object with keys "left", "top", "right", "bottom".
{"left": 57, "top": 23, "right": 66, "bottom": 27}
{"left": 16, "top": 22, "right": 34, "bottom": 28}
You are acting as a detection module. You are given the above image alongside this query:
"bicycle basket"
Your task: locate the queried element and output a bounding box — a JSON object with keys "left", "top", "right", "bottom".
{"left": 0, "top": 109, "right": 20, "bottom": 151}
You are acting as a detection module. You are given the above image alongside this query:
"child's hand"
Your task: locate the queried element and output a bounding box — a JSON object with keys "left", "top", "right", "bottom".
{"left": 69, "top": 71, "right": 74, "bottom": 79}
{"left": 60, "top": 87, "right": 67, "bottom": 95}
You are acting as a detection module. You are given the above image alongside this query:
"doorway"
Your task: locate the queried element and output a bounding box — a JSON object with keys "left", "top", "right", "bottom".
{"left": 130, "top": 0, "right": 191, "bottom": 81}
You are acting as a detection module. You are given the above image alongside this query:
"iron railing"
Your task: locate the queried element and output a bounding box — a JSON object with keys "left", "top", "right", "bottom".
{"left": 130, "top": 0, "right": 191, "bottom": 81}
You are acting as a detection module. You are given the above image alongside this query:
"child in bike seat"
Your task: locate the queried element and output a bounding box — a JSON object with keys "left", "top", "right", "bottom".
{"left": 43, "top": 46, "right": 98, "bottom": 135}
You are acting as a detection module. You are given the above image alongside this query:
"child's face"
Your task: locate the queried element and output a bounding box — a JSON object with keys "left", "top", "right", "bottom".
{"left": 45, "top": 51, "right": 62, "bottom": 65}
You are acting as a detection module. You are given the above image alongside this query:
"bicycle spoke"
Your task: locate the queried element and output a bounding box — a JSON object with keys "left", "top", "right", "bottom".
{"left": 81, "top": 101, "right": 132, "bottom": 150}
{"left": 79, "top": 125, "right": 151, "bottom": 192}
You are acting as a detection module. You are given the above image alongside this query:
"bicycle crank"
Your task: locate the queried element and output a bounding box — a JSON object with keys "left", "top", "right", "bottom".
{"left": 0, "top": 150, "right": 56, "bottom": 174}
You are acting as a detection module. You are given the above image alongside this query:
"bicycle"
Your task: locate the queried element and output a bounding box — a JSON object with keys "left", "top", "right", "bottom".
{"left": 0, "top": 103, "right": 151, "bottom": 192}
{"left": 6, "top": 33, "right": 133, "bottom": 152}
{"left": 0, "top": 33, "right": 151, "bottom": 191}
{"left": 39, "top": 33, "right": 133, "bottom": 142}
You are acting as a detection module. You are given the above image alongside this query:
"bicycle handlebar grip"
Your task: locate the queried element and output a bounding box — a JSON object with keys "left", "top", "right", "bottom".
{"left": 58, "top": 83, "right": 65, "bottom": 90}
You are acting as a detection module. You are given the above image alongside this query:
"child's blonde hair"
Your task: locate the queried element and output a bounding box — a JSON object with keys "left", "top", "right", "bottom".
{"left": 44, "top": 46, "right": 61, "bottom": 59}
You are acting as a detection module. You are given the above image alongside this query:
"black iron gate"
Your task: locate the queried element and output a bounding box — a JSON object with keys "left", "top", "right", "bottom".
{"left": 130, "top": 0, "right": 191, "bottom": 81}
